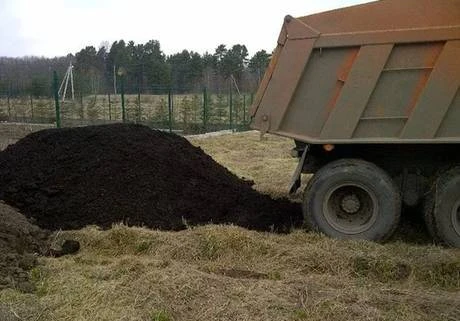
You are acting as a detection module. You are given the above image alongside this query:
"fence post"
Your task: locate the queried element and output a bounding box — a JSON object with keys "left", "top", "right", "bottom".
{"left": 168, "top": 88, "right": 173, "bottom": 133}
{"left": 243, "top": 94, "right": 246, "bottom": 123}
{"left": 120, "top": 75, "right": 126, "bottom": 122}
{"left": 30, "top": 95, "right": 34, "bottom": 121}
{"left": 7, "top": 93, "right": 11, "bottom": 120}
{"left": 202, "top": 87, "right": 207, "bottom": 131}
{"left": 137, "top": 89, "right": 141, "bottom": 123}
{"left": 229, "top": 85, "right": 233, "bottom": 131}
{"left": 53, "top": 71, "right": 61, "bottom": 128}
{"left": 79, "top": 93, "right": 84, "bottom": 119}
{"left": 108, "top": 93, "right": 112, "bottom": 120}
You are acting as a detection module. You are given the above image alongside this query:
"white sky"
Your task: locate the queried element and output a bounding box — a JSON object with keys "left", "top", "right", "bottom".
{"left": 0, "top": 0, "right": 371, "bottom": 58}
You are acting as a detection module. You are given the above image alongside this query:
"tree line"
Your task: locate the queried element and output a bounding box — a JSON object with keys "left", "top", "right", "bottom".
{"left": 0, "top": 40, "right": 272, "bottom": 97}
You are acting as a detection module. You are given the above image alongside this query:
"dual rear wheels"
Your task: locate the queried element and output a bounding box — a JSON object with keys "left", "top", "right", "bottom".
{"left": 303, "top": 159, "right": 460, "bottom": 246}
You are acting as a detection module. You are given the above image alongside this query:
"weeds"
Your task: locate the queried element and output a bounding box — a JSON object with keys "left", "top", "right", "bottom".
{"left": 150, "top": 310, "right": 173, "bottom": 321}
{"left": 29, "top": 267, "right": 48, "bottom": 297}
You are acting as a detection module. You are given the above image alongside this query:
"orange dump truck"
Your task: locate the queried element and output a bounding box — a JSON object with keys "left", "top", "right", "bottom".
{"left": 250, "top": 0, "right": 460, "bottom": 246}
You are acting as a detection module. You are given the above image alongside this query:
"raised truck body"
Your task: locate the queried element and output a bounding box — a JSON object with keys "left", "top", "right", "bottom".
{"left": 251, "top": 0, "right": 460, "bottom": 246}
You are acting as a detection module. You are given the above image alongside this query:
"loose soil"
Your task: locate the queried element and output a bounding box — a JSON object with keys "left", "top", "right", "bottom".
{"left": 0, "top": 202, "right": 49, "bottom": 292}
{"left": 0, "top": 124, "right": 301, "bottom": 232}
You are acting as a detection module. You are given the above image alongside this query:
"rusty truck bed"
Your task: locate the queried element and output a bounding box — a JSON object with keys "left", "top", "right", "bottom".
{"left": 250, "top": 0, "right": 460, "bottom": 144}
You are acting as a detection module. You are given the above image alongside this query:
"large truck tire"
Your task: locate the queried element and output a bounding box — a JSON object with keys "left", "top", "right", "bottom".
{"left": 303, "top": 159, "right": 401, "bottom": 242}
{"left": 423, "top": 168, "right": 460, "bottom": 247}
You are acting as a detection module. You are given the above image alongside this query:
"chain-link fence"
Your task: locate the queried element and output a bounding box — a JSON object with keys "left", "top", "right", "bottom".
{"left": 0, "top": 72, "right": 255, "bottom": 135}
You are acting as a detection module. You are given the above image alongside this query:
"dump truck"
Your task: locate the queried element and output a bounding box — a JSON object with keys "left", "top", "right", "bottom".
{"left": 250, "top": 0, "right": 460, "bottom": 246}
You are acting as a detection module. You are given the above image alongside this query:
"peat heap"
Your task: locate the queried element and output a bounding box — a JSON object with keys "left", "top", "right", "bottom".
{"left": 0, "top": 124, "right": 301, "bottom": 231}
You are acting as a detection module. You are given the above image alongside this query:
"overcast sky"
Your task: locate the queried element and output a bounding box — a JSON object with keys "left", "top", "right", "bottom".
{"left": 0, "top": 0, "right": 371, "bottom": 58}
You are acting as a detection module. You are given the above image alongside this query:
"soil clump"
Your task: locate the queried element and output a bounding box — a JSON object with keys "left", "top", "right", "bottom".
{"left": 0, "top": 202, "right": 49, "bottom": 292}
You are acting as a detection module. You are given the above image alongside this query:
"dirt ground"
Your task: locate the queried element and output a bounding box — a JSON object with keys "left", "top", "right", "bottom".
{"left": 0, "top": 202, "right": 49, "bottom": 293}
{"left": 0, "top": 129, "right": 459, "bottom": 321}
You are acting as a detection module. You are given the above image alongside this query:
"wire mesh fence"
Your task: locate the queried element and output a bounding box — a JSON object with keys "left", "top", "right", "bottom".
{"left": 0, "top": 73, "right": 255, "bottom": 135}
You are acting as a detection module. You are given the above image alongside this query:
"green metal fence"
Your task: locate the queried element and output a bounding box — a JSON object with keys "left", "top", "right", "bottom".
{"left": 0, "top": 71, "right": 255, "bottom": 135}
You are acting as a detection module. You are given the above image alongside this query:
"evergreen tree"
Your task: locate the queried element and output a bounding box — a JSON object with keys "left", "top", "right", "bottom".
{"left": 249, "top": 50, "right": 271, "bottom": 84}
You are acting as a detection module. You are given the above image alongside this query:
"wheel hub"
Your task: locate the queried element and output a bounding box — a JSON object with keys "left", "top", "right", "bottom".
{"left": 341, "top": 194, "right": 361, "bottom": 214}
{"left": 323, "top": 183, "right": 378, "bottom": 235}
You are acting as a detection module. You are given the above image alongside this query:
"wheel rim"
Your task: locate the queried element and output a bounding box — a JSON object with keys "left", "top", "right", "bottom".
{"left": 452, "top": 200, "right": 460, "bottom": 236}
{"left": 323, "top": 183, "right": 378, "bottom": 235}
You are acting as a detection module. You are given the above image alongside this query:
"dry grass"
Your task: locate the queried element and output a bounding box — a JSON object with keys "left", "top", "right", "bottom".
{"left": 1, "top": 225, "right": 458, "bottom": 321}
{"left": 189, "top": 131, "right": 303, "bottom": 199}
{"left": 0, "top": 131, "right": 459, "bottom": 321}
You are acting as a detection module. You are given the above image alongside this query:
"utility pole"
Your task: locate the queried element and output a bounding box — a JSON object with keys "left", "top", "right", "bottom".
{"left": 230, "top": 74, "right": 241, "bottom": 95}
{"left": 58, "top": 61, "right": 75, "bottom": 102}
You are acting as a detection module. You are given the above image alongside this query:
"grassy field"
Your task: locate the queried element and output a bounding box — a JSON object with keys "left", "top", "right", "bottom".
{"left": 0, "top": 131, "right": 459, "bottom": 321}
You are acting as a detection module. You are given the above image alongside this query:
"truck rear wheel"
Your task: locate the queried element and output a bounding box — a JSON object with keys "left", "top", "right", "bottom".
{"left": 423, "top": 168, "right": 460, "bottom": 247}
{"left": 303, "top": 159, "right": 401, "bottom": 242}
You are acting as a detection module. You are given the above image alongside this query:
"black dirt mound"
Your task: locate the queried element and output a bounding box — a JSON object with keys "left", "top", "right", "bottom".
{"left": 0, "top": 202, "right": 49, "bottom": 292}
{"left": 0, "top": 124, "right": 301, "bottom": 232}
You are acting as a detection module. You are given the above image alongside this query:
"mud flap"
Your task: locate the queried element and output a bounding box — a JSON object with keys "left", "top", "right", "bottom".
{"left": 288, "top": 145, "right": 309, "bottom": 195}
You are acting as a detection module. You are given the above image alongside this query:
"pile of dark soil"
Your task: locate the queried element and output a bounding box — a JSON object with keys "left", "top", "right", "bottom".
{"left": 0, "top": 124, "right": 301, "bottom": 232}
{"left": 0, "top": 202, "right": 49, "bottom": 292}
